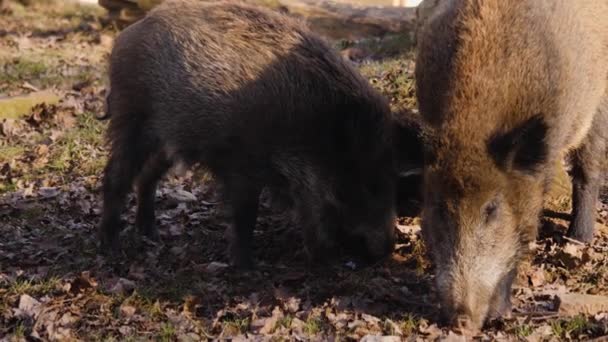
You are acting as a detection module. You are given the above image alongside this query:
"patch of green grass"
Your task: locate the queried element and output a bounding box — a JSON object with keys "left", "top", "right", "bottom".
{"left": 57, "top": 1, "right": 105, "bottom": 20}
{"left": 0, "top": 181, "right": 19, "bottom": 193}
{"left": 274, "top": 315, "right": 293, "bottom": 332}
{"left": 0, "top": 48, "right": 103, "bottom": 92}
{"left": 564, "top": 315, "right": 591, "bottom": 336}
{"left": 334, "top": 39, "right": 355, "bottom": 51}
{"left": 512, "top": 324, "right": 534, "bottom": 338}
{"left": 121, "top": 292, "right": 165, "bottom": 321}
{"left": 159, "top": 323, "right": 177, "bottom": 342}
{"left": 304, "top": 316, "right": 322, "bottom": 336}
{"left": 550, "top": 315, "right": 598, "bottom": 339}
{"left": 223, "top": 317, "right": 250, "bottom": 336}
{"left": 9, "top": 279, "right": 36, "bottom": 295}
{"left": 14, "top": 322, "right": 27, "bottom": 339}
{"left": 11, "top": 59, "right": 47, "bottom": 80}
{"left": 6, "top": 0, "right": 104, "bottom": 32}
{"left": 358, "top": 59, "right": 417, "bottom": 109}
{"left": 400, "top": 314, "right": 420, "bottom": 336}
{"left": 46, "top": 113, "right": 107, "bottom": 176}
{"left": 0, "top": 146, "right": 26, "bottom": 163}
{"left": 0, "top": 57, "right": 50, "bottom": 87}
{"left": 8, "top": 277, "right": 61, "bottom": 296}
{"left": 550, "top": 319, "right": 563, "bottom": 337}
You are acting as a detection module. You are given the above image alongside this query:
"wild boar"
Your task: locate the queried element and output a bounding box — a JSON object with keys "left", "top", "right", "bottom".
{"left": 415, "top": 0, "right": 608, "bottom": 331}
{"left": 99, "top": 0, "right": 398, "bottom": 268}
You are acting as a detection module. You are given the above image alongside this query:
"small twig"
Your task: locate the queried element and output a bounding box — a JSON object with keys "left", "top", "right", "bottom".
{"left": 20, "top": 81, "right": 40, "bottom": 92}
{"left": 562, "top": 236, "right": 586, "bottom": 246}
{"left": 511, "top": 310, "right": 560, "bottom": 321}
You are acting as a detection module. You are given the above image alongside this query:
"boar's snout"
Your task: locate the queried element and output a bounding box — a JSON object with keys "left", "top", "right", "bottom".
{"left": 439, "top": 290, "right": 488, "bottom": 334}
{"left": 438, "top": 265, "right": 515, "bottom": 332}
{"left": 342, "top": 211, "right": 396, "bottom": 262}
{"left": 363, "top": 219, "right": 396, "bottom": 260}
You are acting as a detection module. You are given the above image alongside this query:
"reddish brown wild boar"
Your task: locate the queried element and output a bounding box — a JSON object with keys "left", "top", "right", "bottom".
{"left": 99, "top": 0, "right": 399, "bottom": 268}
{"left": 415, "top": 0, "right": 608, "bottom": 331}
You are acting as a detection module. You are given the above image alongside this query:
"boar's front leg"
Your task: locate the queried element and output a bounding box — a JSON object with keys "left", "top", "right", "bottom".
{"left": 301, "top": 202, "right": 339, "bottom": 265}
{"left": 99, "top": 150, "right": 141, "bottom": 253}
{"left": 135, "top": 153, "right": 172, "bottom": 240}
{"left": 223, "top": 173, "right": 262, "bottom": 269}
{"left": 568, "top": 100, "right": 608, "bottom": 242}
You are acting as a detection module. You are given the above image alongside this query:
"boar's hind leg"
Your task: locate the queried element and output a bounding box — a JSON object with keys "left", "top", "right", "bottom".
{"left": 99, "top": 149, "right": 143, "bottom": 252}
{"left": 223, "top": 174, "right": 262, "bottom": 269}
{"left": 568, "top": 101, "right": 608, "bottom": 242}
{"left": 135, "top": 152, "right": 172, "bottom": 240}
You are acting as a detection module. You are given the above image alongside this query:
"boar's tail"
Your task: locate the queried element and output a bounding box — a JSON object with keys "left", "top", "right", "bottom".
{"left": 95, "top": 87, "right": 112, "bottom": 120}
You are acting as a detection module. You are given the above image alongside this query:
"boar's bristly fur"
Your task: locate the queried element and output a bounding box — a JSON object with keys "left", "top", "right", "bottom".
{"left": 100, "top": 0, "right": 398, "bottom": 268}
{"left": 416, "top": 0, "right": 608, "bottom": 332}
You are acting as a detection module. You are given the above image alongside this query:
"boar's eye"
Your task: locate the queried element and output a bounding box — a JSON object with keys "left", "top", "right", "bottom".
{"left": 483, "top": 200, "right": 498, "bottom": 223}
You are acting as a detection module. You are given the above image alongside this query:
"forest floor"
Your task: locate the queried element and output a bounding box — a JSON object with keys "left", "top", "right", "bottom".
{"left": 1, "top": 1, "right": 607, "bottom": 341}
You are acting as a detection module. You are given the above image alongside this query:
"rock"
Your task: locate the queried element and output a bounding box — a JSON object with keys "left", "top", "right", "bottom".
{"left": 556, "top": 293, "right": 608, "bottom": 316}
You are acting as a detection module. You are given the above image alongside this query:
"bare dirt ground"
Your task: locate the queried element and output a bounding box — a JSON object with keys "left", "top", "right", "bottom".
{"left": 1, "top": 1, "right": 607, "bottom": 341}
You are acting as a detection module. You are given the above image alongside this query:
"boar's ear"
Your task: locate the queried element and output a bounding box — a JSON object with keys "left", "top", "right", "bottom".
{"left": 487, "top": 115, "right": 548, "bottom": 174}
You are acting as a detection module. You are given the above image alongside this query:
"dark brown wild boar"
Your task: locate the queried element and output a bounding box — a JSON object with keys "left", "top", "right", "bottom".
{"left": 99, "top": 0, "right": 398, "bottom": 268}
{"left": 415, "top": 0, "right": 608, "bottom": 332}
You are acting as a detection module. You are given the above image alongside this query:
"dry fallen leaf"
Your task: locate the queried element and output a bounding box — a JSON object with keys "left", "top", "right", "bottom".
{"left": 205, "top": 261, "right": 229, "bottom": 274}
{"left": 15, "top": 294, "right": 41, "bottom": 319}
{"left": 168, "top": 189, "right": 197, "bottom": 203}
{"left": 360, "top": 335, "right": 401, "bottom": 342}
{"left": 529, "top": 268, "right": 546, "bottom": 287}
{"left": 119, "top": 304, "right": 136, "bottom": 318}
{"left": 109, "top": 278, "right": 136, "bottom": 295}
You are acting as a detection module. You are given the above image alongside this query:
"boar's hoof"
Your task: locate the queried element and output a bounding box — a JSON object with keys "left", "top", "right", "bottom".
{"left": 99, "top": 233, "right": 121, "bottom": 256}
{"left": 229, "top": 247, "right": 254, "bottom": 270}
{"left": 138, "top": 225, "right": 160, "bottom": 242}
{"left": 567, "top": 223, "right": 595, "bottom": 243}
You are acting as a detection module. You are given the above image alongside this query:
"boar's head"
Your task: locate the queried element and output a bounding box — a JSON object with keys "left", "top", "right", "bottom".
{"left": 421, "top": 116, "right": 548, "bottom": 331}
